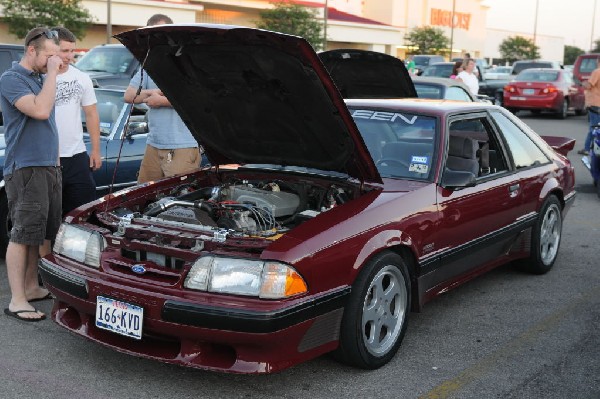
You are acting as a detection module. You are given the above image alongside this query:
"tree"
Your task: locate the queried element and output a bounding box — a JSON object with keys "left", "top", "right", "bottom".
{"left": 404, "top": 26, "right": 449, "bottom": 55}
{"left": 0, "top": 0, "right": 94, "bottom": 40}
{"left": 592, "top": 39, "right": 600, "bottom": 53}
{"left": 257, "top": 1, "right": 324, "bottom": 50}
{"left": 498, "top": 36, "right": 540, "bottom": 63}
{"left": 564, "top": 45, "right": 584, "bottom": 65}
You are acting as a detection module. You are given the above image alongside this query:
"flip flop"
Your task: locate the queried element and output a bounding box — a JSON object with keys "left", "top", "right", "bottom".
{"left": 29, "top": 292, "right": 54, "bottom": 303}
{"left": 4, "top": 308, "right": 46, "bottom": 322}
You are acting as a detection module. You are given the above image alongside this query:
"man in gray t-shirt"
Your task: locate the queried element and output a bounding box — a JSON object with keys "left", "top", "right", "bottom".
{"left": 0, "top": 28, "right": 62, "bottom": 322}
{"left": 124, "top": 13, "right": 201, "bottom": 184}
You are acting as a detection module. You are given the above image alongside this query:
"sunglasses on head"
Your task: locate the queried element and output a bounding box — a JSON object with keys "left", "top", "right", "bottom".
{"left": 26, "top": 30, "right": 58, "bottom": 46}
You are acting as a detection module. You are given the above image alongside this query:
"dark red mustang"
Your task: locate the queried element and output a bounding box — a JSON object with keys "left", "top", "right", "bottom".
{"left": 40, "top": 25, "right": 576, "bottom": 374}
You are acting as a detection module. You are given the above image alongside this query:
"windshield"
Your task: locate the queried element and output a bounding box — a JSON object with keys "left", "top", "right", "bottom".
{"left": 516, "top": 70, "right": 559, "bottom": 82}
{"left": 76, "top": 47, "right": 135, "bottom": 74}
{"left": 82, "top": 89, "right": 125, "bottom": 136}
{"left": 349, "top": 108, "right": 437, "bottom": 180}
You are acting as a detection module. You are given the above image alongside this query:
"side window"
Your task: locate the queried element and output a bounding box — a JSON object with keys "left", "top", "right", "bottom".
{"left": 447, "top": 117, "right": 509, "bottom": 177}
{"left": 445, "top": 86, "right": 473, "bottom": 102}
{"left": 490, "top": 111, "right": 550, "bottom": 169}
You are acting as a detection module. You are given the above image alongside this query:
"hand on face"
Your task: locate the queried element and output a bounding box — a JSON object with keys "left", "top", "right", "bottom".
{"left": 46, "top": 54, "right": 63, "bottom": 74}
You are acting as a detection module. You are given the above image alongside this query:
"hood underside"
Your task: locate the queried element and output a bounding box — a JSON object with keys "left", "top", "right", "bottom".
{"left": 116, "top": 24, "right": 382, "bottom": 184}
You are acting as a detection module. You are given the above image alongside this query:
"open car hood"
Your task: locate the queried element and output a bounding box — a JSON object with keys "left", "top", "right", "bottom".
{"left": 319, "top": 49, "right": 417, "bottom": 99}
{"left": 116, "top": 25, "right": 382, "bottom": 184}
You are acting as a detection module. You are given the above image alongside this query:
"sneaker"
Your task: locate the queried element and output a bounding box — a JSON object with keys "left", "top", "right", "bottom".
{"left": 577, "top": 149, "right": 589, "bottom": 155}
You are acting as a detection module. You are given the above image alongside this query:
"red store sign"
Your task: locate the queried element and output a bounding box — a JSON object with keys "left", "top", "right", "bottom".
{"left": 430, "top": 8, "right": 471, "bottom": 30}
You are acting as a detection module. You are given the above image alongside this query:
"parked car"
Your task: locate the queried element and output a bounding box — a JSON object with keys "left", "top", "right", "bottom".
{"left": 412, "top": 76, "right": 479, "bottom": 102}
{"left": 40, "top": 24, "right": 576, "bottom": 374}
{"left": 503, "top": 68, "right": 586, "bottom": 118}
{"left": 421, "top": 62, "right": 455, "bottom": 78}
{"left": 0, "top": 43, "right": 24, "bottom": 124}
{"left": 572, "top": 53, "right": 600, "bottom": 83}
{"left": 75, "top": 44, "right": 139, "bottom": 88}
{"left": 0, "top": 88, "right": 149, "bottom": 255}
{"left": 484, "top": 66, "right": 512, "bottom": 80}
{"left": 412, "top": 54, "right": 445, "bottom": 75}
{"left": 511, "top": 60, "right": 562, "bottom": 76}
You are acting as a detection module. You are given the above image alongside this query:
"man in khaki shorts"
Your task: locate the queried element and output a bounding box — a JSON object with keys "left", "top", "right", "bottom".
{"left": 124, "top": 14, "right": 201, "bottom": 183}
{"left": 0, "top": 28, "right": 63, "bottom": 321}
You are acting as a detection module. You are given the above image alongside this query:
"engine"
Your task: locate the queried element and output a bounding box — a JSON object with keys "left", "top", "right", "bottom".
{"left": 135, "top": 180, "right": 350, "bottom": 237}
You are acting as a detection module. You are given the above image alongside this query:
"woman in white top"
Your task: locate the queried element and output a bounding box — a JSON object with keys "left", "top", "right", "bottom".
{"left": 456, "top": 58, "right": 479, "bottom": 96}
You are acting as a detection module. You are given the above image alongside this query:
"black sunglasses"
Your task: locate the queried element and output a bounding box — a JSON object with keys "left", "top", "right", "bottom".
{"left": 26, "top": 30, "right": 59, "bottom": 46}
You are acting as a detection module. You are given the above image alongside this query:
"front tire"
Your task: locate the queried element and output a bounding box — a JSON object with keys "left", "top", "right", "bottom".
{"left": 335, "top": 251, "right": 411, "bottom": 369}
{"left": 520, "top": 196, "right": 562, "bottom": 274}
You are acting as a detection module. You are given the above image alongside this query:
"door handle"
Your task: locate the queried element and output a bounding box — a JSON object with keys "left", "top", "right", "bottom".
{"left": 509, "top": 184, "right": 520, "bottom": 192}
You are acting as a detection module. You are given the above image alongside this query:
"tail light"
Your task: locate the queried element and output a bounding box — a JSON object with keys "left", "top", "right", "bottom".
{"left": 504, "top": 85, "right": 516, "bottom": 92}
{"left": 542, "top": 86, "right": 558, "bottom": 93}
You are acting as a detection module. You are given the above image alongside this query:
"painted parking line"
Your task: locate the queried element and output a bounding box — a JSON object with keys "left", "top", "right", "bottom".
{"left": 418, "top": 284, "right": 600, "bottom": 399}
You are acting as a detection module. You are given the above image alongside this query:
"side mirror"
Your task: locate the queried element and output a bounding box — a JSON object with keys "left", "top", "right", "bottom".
{"left": 440, "top": 168, "right": 477, "bottom": 189}
{"left": 126, "top": 121, "right": 148, "bottom": 137}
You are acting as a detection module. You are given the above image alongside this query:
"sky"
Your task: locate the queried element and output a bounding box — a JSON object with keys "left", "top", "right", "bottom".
{"left": 483, "top": 0, "right": 598, "bottom": 51}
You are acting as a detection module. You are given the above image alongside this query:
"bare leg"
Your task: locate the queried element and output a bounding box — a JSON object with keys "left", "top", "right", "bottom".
{"left": 25, "top": 243, "right": 49, "bottom": 300}
{"left": 5, "top": 242, "right": 44, "bottom": 319}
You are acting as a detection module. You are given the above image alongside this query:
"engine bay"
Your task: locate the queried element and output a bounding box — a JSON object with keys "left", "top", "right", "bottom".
{"left": 104, "top": 176, "right": 356, "bottom": 240}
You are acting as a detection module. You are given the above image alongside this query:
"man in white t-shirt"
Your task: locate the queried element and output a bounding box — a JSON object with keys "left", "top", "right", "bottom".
{"left": 52, "top": 27, "right": 101, "bottom": 216}
{"left": 456, "top": 58, "right": 479, "bottom": 96}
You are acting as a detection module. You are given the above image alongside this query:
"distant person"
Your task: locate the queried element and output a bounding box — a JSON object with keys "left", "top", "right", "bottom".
{"left": 124, "top": 13, "right": 202, "bottom": 183}
{"left": 0, "top": 28, "right": 62, "bottom": 321}
{"left": 405, "top": 55, "right": 416, "bottom": 75}
{"left": 580, "top": 58, "right": 600, "bottom": 155}
{"left": 450, "top": 61, "right": 463, "bottom": 79}
{"left": 456, "top": 58, "right": 479, "bottom": 95}
{"left": 52, "top": 26, "right": 101, "bottom": 215}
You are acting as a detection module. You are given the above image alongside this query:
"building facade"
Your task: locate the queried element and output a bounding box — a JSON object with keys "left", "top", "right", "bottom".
{"left": 0, "top": 0, "right": 564, "bottom": 64}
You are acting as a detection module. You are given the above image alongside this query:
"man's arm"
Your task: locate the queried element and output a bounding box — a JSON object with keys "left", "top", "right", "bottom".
{"left": 83, "top": 103, "right": 102, "bottom": 171}
{"left": 124, "top": 85, "right": 161, "bottom": 104}
{"left": 14, "top": 56, "right": 62, "bottom": 119}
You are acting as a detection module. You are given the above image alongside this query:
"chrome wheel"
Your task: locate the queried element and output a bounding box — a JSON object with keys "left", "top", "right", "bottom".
{"left": 539, "top": 202, "right": 562, "bottom": 265}
{"left": 361, "top": 265, "right": 407, "bottom": 356}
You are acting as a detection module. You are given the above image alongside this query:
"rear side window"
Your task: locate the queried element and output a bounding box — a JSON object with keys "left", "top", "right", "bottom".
{"left": 580, "top": 57, "right": 599, "bottom": 74}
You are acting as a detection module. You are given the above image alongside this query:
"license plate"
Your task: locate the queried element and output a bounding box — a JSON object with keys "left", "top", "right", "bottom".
{"left": 523, "top": 89, "right": 534, "bottom": 95}
{"left": 512, "top": 96, "right": 526, "bottom": 100}
{"left": 95, "top": 296, "right": 143, "bottom": 340}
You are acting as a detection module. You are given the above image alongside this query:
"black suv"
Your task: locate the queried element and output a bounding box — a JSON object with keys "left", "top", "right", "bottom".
{"left": 75, "top": 44, "right": 139, "bottom": 88}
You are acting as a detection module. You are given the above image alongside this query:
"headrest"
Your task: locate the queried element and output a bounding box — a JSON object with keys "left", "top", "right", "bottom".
{"left": 448, "top": 136, "right": 478, "bottom": 159}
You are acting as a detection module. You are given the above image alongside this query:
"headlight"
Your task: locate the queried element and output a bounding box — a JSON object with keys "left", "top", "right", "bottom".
{"left": 184, "top": 256, "right": 308, "bottom": 299}
{"left": 53, "top": 224, "right": 106, "bottom": 268}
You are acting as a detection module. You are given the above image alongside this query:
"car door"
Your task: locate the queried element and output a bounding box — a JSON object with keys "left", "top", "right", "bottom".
{"left": 427, "top": 112, "right": 525, "bottom": 288}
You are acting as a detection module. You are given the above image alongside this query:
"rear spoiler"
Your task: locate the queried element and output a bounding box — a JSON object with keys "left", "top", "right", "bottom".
{"left": 540, "top": 136, "right": 576, "bottom": 157}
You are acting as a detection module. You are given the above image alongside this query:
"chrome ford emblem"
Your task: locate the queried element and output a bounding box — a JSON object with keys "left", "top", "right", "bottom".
{"left": 131, "top": 264, "right": 146, "bottom": 274}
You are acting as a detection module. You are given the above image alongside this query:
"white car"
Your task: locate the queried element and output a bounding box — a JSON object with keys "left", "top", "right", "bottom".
{"left": 485, "top": 66, "right": 512, "bottom": 80}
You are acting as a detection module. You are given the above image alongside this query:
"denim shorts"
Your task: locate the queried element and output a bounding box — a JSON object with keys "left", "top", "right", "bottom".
{"left": 5, "top": 166, "right": 62, "bottom": 246}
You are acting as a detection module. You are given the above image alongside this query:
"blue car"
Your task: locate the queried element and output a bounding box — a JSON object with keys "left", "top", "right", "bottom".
{"left": 0, "top": 87, "right": 149, "bottom": 255}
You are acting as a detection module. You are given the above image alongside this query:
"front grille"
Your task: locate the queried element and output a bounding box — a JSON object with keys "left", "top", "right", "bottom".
{"left": 121, "top": 248, "right": 185, "bottom": 270}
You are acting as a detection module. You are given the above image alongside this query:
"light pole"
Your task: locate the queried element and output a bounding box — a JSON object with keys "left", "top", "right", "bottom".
{"left": 591, "top": 0, "right": 598, "bottom": 51}
{"left": 106, "top": 0, "right": 112, "bottom": 44}
{"left": 323, "top": 0, "right": 328, "bottom": 50}
{"left": 449, "top": 0, "right": 456, "bottom": 59}
{"left": 532, "top": 0, "right": 539, "bottom": 46}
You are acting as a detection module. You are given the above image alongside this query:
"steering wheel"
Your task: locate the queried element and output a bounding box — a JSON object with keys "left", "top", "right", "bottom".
{"left": 376, "top": 158, "right": 410, "bottom": 169}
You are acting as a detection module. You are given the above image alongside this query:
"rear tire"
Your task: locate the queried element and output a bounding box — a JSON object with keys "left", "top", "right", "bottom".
{"left": 519, "top": 196, "right": 562, "bottom": 274}
{"left": 556, "top": 99, "right": 568, "bottom": 119}
{"left": 335, "top": 251, "right": 411, "bottom": 369}
{"left": 507, "top": 108, "right": 518, "bottom": 115}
